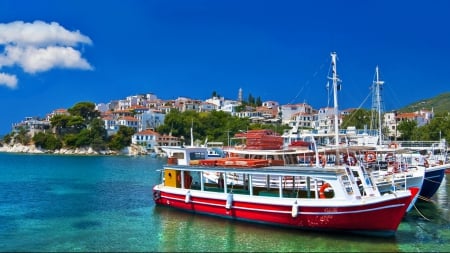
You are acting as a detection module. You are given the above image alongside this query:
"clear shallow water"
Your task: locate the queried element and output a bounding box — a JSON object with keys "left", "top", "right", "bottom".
{"left": 0, "top": 153, "right": 449, "bottom": 252}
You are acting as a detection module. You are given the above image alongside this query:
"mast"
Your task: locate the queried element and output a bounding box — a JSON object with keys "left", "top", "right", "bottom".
{"left": 190, "top": 119, "right": 194, "bottom": 147}
{"left": 371, "top": 66, "right": 384, "bottom": 145}
{"left": 329, "top": 52, "right": 340, "bottom": 146}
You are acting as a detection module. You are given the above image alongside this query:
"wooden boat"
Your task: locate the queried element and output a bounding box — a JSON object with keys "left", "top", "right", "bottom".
{"left": 152, "top": 144, "right": 417, "bottom": 237}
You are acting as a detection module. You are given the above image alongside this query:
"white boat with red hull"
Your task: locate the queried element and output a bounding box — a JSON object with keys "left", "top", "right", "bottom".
{"left": 153, "top": 145, "right": 417, "bottom": 237}
{"left": 153, "top": 52, "right": 418, "bottom": 237}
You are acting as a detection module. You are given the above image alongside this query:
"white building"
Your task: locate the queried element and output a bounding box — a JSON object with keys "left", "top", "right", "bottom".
{"left": 139, "top": 110, "right": 166, "bottom": 131}
{"left": 280, "top": 103, "right": 313, "bottom": 125}
{"left": 132, "top": 129, "right": 160, "bottom": 151}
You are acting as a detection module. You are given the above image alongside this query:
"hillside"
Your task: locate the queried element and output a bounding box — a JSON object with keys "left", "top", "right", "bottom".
{"left": 399, "top": 92, "right": 450, "bottom": 114}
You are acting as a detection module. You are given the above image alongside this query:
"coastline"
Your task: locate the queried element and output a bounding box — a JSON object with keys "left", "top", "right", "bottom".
{"left": 0, "top": 143, "right": 149, "bottom": 156}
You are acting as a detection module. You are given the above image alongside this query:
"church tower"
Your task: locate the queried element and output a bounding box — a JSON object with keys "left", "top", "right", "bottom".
{"left": 238, "top": 88, "right": 243, "bottom": 103}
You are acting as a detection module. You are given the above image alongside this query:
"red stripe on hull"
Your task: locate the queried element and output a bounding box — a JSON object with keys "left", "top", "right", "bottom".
{"left": 154, "top": 191, "right": 408, "bottom": 235}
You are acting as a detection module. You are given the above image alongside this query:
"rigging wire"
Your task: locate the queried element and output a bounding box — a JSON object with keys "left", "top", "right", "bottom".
{"left": 287, "top": 56, "right": 328, "bottom": 105}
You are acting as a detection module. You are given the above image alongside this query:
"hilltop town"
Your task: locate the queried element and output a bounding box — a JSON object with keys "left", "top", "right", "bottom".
{"left": 2, "top": 87, "right": 437, "bottom": 156}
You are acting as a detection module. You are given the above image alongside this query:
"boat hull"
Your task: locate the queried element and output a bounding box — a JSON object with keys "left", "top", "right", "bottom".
{"left": 420, "top": 166, "right": 447, "bottom": 200}
{"left": 375, "top": 171, "right": 424, "bottom": 212}
{"left": 153, "top": 186, "right": 411, "bottom": 237}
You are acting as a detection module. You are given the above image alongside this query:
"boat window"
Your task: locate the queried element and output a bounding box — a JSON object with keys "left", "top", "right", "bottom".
{"left": 190, "top": 151, "right": 207, "bottom": 160}
{"left": 172, "top": 152, "right": 184, "bottom": 159}
{"left": 190, "top": 171, "right": 202, "bottom": 190}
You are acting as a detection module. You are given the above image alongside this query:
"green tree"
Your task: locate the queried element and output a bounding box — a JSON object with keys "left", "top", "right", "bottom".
{"left": 2, "top": 133, "right": 13, "bottom": 145}
{"left": 89, "top": 118, "right": 108, "bottom": 150}
{"left": 67, "top": 115, "right": 86, "bottom": 133}
{"left": 247, "top": 93, "right": 255, "bottom": 105}
{"left": 68, "top": 102, "right": 100, "bottom": 123}
{"left": 63, "top": 134, "right": 79, "bottom": 148}
{"left": 211, "top": 91, "right": 220, "bottom": 98}
{"left": 397, "top": 120, "right": 418, "bottom": 141}
{"left": 255, "top": 96, "right": 262, "bottom": 106}
{"left": 15, "top": 127, "right": 31, "bottom": 145}
{"left": 74, "top": 129, "right": 92, "bottom": 147}
{"left": 340, "top": 109, "right": 372, "bottom": 129}
{"left": 33, "top": 132, "right": 62, "bottom": 150}
{"left": 415, "top": 112, "right": 450, "bottom": 142}
{"left": 50, "top": 114, "right": 71, "bottom": 136}
{"left": 108, "top": 126, "right": 135, "bottom": 151}
{"left": 156, "top": 109, "right": 286, "bottom": 146}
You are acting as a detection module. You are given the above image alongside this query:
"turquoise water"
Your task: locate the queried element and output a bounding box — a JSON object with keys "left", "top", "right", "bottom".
{"left": 0, "top": 153, "right": 449, "bottom": 252}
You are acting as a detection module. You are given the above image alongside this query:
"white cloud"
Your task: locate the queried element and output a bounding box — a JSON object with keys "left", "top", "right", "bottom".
{"left": 0, "top": 20, "right": 92, "bottom": 47}
{"left": 4, "top": 45, "right": 92, "bottom": 73}
{"left": 0, "top": 20, "right": 93, "bottom": 88}
{"left": 0, "top": 72, "right": 18, "bottom": 89}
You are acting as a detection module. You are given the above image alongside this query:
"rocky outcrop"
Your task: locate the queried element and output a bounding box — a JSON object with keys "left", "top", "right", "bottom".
{"left": 0, "top": 143, "right": 148, "bottom": 156}
{"left": 120, "top": 145, "right": 148, "bottom": 155}
{"left": 0, "top": 143, "right": 45, "bottom": 154}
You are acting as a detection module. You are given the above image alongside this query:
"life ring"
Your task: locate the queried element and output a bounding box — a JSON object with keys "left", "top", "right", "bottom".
{"left": 364, "top": 152, "right": 377, "bottom": 163}
{"left": 343, "top": 153, "right": 357, "bottom": 166}
{"left": 389, "top": 142, "right": 398, "bottom": 149}
{"left": 319, "top": 183, "right": 331, "bottom": 199}
{"left": 385, "top": 153, "right": 395, "bottom": 166}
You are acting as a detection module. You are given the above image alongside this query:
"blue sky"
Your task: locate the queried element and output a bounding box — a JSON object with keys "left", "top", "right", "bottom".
{"left": 0, "top": 0, "right": 449, "bottom": 135}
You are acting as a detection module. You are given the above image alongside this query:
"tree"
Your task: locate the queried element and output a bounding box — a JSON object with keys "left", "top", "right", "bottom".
{"left": 108, "top": 126, "right": 135, "bottom": 151}
{"left": 67, "top": 116, "right": 86, "bottom": 133}
{"left": 68, "top": 102, "right": 100, "bottom": 123}
{"left": 340, "top": 109, "right": 372, "bottom": 130}
{"left": 415, "top": 112, "right": 450, "bottom": 141}
{"left": 247, "top": 93, "right": 255, "bottom": 105}
{"left": 211, "top": 91, "right": 220, "bottom": 98}
{"left": 2, "top": 133, "right": 13, "bottom": 145}
{"left": 15, "top": 126, "right": 30, "bottom": 145}
{"left": 397, "top": 120, "right": 418, "bottom": 141}
{"left": 89, "top": 118, "right": 106, "bottom": 136}
{"left": 255, "top": 96, "right": 262, "bottom": 106}
{"left": 50, "top": 114, "right": 71, "bottom": 135}
{"left": 33, "top": 132, "right": 62, "bottom": 150}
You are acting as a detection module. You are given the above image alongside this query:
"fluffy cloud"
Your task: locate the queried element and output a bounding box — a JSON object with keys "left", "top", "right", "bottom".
{"left": 0, "top": 73, "right": 18, "bottom": 89}
{"left": 0, "top": 20, "right": 92, "bottom": 47}
{"left": 4, "top": 45, "right": 92, "bottom": 73}
{"left": 0, "top": 20, "right": 93, "bottom": 88}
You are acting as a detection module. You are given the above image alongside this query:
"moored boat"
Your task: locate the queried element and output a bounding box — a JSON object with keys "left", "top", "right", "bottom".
{"left": 382, "top": 149, "right": 449, "bottom": 201}
{"left": 152, "top": 144, "right": 417, "bottom": 237}
{"left": 152, "top": 52, "right": 420, "bottom": 237}
{"left": 419, "top": 164, "right": 447, "bottom": 200}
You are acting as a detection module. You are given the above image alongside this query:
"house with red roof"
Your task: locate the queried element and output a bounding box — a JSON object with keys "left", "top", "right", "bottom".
{"left": 132, "top": 129, "right": 160, "bottom": 151}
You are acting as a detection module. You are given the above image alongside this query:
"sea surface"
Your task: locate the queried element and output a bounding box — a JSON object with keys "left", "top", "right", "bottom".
{"left": 0, "top": 153, "right": 449, "bottom": 252}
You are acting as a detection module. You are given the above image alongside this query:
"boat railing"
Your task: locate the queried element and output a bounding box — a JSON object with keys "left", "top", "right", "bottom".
{"left": 390, "top": 140, "right": 447, "bottom": 150}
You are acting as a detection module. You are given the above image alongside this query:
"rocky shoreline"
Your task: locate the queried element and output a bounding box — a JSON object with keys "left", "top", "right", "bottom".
{"left": 0, "top": 143, "right": 149, "bottom": 156}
